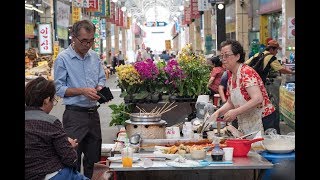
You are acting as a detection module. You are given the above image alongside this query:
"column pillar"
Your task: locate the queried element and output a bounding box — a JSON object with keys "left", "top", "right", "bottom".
{"left": 235, "top": 0, "right": 249, "bottom": 59}
{"left": 189, "top": 22, "right": 195, "bottom": 50}
{"left": 106, "top": 21, "right": 112, "bottom": 64}
{"left": 204, "top": 10, "right": 212, "bottom": 54}
{"left": 194, "top": 18, "right": 202, "bottom": 52}
{"left": 114, "top": 25, "right": 119, "bottom": 54}
{"left": 121, "top": 27, "right": 126, "bottom": 57}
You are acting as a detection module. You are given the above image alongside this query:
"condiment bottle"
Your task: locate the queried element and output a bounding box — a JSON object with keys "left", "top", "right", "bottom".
{"left": 211, "top": 143, "right": 224, "bottom": 161}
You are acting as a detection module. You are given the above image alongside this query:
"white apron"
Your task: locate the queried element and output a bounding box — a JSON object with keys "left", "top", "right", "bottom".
{"left": 229, "top": 64, "right": 264, "bottom": 139}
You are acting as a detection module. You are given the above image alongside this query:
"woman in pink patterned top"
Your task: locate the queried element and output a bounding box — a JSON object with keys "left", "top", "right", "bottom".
{"left": 207, "top": 40, "right": 279, "bottom": 137}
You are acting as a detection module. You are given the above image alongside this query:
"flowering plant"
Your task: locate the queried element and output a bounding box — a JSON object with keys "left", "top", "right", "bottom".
{"left": 116, "top": 64, "right": 142, "bottom": 96}
{"left": 134, "top": 59, "right": 160, "bottom": 97}
{"left": 176, "top": 44, "right": 211, "bottom": 97}
{"left": 163, "top": 59, "right": 186, "bottom": 95}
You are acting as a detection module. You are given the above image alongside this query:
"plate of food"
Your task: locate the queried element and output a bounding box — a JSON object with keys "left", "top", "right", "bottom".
{"left": 107, "top": 156, "right": 139, "bottom": 163}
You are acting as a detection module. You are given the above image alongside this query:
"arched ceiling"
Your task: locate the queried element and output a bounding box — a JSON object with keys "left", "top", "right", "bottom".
{"left": 123, "top": 0, "right": 183, "bottom": 24}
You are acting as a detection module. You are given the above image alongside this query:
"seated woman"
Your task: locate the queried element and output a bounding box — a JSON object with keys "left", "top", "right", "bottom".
{"left": 25, "top": 77, "right": 89, "bottom": 180}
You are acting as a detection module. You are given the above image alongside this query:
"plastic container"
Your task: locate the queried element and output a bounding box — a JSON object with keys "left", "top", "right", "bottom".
{"left": 211, "top": 144, "right": 224, "bottom": 161}
{"left": 226, "top": 138, "right": 264, "bottom": 157}
{"left": 121, "top": 144, "right": 133, "bottom": 167}
{"left": 260, "top": 151, "right": 295, "bottom": 180}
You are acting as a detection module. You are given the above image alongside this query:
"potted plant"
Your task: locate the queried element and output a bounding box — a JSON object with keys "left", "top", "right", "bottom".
{"left": 108, "top": 103, "right": 134, "bottom": 128}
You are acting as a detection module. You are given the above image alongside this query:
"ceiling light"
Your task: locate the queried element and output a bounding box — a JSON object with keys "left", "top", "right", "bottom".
{"left": 217, "top": 4, "right": 224, "bottom": 10}
{"left": 127, "top": 12, "right": 132, "bottom": 17}
{"left": 179, "top": 6, "right": 184, "bottom": 11}
{"left": 25, "top": 3, "right": 33, "bottom": 8}
{"left": 112, "top": 0, "right": 118, "bottom": 2}
{"left": 121, "top": 6, "right": 126, "bottom": 12}
{"left": 36, "top": 3, "right": 42, "bottom": 7}
{"left": 25, "top": 6, "right": 33, "bottom": 10}
{"left": 33, "top": 7, "right": 44, "bottom": 13}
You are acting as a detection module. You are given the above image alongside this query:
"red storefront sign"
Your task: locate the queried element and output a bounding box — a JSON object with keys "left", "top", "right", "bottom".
{"left": 191, "top": 0, "right": 200, "bottom": 19}
{"left": 184, "top": 6, "right": 191, "bottom": 24}
{"left": 110, "top": 2, "right": 115, "bottom": 24}
{"left": 85, "top": 0, "right": 99, "bottom": 12}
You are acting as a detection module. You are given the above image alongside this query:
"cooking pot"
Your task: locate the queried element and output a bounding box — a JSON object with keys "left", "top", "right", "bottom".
{"left": 130, "top": 113, "right": 162, "bottom": 122}
{"left": 262, "top": 135, "right": 295, "bottom": 153}
{"left": 226, "top": 138, "right": 264, "bottom": 157}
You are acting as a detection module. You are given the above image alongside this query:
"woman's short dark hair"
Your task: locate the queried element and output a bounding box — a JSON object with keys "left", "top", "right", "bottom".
{"left": 25, "top": 77, "right": 56, "bottom": 107}
{"left": 71, "top": 19, "right": 96, "bottom": 37}
{"left": 220, "top": 40, "right": 246, "bottom": 63}
{"left": 211, "top": 56, "right": 222, "bottom": 67}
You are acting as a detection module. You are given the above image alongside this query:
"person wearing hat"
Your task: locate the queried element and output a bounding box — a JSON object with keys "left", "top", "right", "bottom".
{"left": 245, "top": 39, "right": 295, "bottom": 77}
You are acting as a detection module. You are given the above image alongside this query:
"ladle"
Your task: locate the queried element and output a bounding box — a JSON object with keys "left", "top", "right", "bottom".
{"left": 129, "top": 133, "right": 141, "bottom": 145}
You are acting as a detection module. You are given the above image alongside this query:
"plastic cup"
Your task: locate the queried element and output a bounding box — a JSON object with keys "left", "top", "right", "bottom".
{"left": 141, "top": 158, "right": 153, "bottom": 168}
{"left": 222, "top": 147, "right": 234, "bottom": 161}
{"left": 121, "top": 146, "right": 133, "bottom": 167}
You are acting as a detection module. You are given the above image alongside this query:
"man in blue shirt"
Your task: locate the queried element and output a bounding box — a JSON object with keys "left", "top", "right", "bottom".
{"left": 54, "top": 20, "right": 107, "bottom": 179}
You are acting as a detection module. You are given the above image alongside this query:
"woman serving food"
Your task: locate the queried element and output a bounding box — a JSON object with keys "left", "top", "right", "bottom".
{"left": 204, "top": 40, "right": 277, "bottom": 138}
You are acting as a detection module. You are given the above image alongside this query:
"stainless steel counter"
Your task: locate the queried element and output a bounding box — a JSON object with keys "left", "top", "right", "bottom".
{"left": 109, "top": 151, "right": 272, "bottom": 180}
{"left": 109, "top": 151, "right": 273, "bottom": 171}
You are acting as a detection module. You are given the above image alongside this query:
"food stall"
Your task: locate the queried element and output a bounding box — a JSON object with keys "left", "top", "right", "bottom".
{"left": 105, "top": 106, "right": 278, "bottom": 180}
{"left": 279, "top": 74, "right": 295, "bottom": 129}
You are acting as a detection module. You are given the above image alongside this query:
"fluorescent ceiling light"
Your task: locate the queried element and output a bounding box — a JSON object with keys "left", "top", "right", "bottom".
{"left": 25, "top": 3, "right": 33, "bottom": 8}
{"left": 25, "top": 6, "right": 33, "bottom": 10}
{"left": 33, "top": 7, "right": 44, "bottom": 14}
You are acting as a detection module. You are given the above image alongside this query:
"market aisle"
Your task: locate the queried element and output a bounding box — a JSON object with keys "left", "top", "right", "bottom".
{"left": 49, "top": 73, "right": 294, "bottom": 144}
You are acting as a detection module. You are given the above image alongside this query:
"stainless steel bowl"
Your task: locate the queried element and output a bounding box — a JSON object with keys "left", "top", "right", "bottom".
{"left": 130, "top": 113, "right": 162, "bottom": 122}
{"left": 262, "top": 135, "right": 295, "bottom": 153}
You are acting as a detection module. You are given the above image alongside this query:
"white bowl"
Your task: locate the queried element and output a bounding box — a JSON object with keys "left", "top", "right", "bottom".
{"left": 262, "top": 135, "right": 295, "bottom": 153}
{"left": 190, "top": 149, "right": 206, "bottom": 160}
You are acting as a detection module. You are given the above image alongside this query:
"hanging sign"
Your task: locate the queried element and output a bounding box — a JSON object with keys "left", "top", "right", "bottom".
{"left": 38, "top": 23, "right": 53, "bottom": 54}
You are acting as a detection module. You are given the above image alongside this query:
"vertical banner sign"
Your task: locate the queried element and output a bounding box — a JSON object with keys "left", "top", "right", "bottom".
{"left": 191, "top": 0, "right": 200, "bottom": 19}
{"left": 110, "top": 2, "right": 115, "bottom": 24}
{"left": 127, "top": 17, "right": 131, "bottom": 29}
{"left": 184, "top": 6, "right": 191, "bottom": 24}
{"left": 92, "top": 18, "right": 100, "bottom": 53}
{"left": 72, "top": 6, "right": 81, "bottom": 24}
{"left": 105, "top": 0, "right": 111, "bottom": 21}
{"left": 119, "top": 10, "right": 124, "bottom": 27}
{"left": 100, "top": 18, "right": 106, "bottom": 40}
{"left": 25, "top": 23, "right": 35, "bottom": 38}
{"left": 86, "top": 0, "right": 99, "bottom": 12}
{"left": 115, "top": 7, "right": 119, "bottom": 26}
{"left": 56, "top": 1, "right": 70, "bottom": 28}
{"left": 287, "top": 17, "right": 295, "bottom": 39}
{"left": 82, "top": 0, "right": 89, "bottom": 8}
{"left": 94, "top": 0, "right": 106, "bottom": 17}
{"left": 53, "top": 41, "right": 60, "bottom": 62}
{"left": 38, "top": 23, "right": 53, "bottom": 54}
{"left": 73, "top": 0, "right": 83, "bottom": 7}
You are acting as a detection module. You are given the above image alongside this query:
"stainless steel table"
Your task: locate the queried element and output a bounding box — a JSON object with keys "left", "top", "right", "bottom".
{"left": 109, "top": 151, "right": 273, "bottom": 180}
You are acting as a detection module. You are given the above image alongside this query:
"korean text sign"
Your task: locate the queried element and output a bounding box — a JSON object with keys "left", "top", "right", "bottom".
{"left": 38, "top": 24, "right": 53, "bottom": 54}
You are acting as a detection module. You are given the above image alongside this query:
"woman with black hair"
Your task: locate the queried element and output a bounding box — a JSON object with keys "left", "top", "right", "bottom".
{"left": 25, "top": 77, "right": 89, "bottom": 180}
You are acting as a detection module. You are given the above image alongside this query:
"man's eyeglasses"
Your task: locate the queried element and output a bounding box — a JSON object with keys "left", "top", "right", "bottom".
{"left": 219, "top": 53, "right": 234, "bottom": 60}
{"left": 52, "top": 97, "right": 59, "bottom": 106}
{"left": 74, "top": 36, "right": 94, "bottom": 46}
